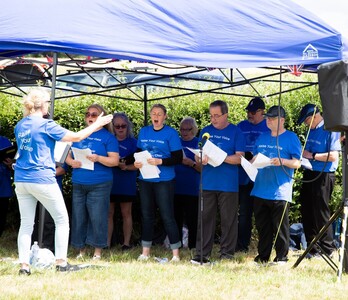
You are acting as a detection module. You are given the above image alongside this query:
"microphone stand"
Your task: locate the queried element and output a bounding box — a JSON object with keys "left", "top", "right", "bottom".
{"left": 198, "top": 142, "right": 204, "bottom": 265}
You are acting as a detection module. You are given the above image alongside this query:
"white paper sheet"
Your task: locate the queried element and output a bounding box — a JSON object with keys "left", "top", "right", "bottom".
{"left": 71, "top": 147, "right": 94, "bottom": 170}
{"left": 252, "top": 153, "right": 272, "bottom": 169}
{"left": 54, "top": 141, "right": 71, "bottom": 166}
{"left": 187, "top": 139, "right": 227, "bottom": 167}
{"left": 134, "top": 150, "right": 160, "bottom": 179}
{"left": 240, "top": 156, "right": 258, "bottom": 182}
{"left": 301, "top": 157, "right": 312, "bottom": 170}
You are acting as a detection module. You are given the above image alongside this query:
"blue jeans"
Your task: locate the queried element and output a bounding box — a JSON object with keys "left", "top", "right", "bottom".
{"left": 139, "top": 180, "right": 181, "bottom": 250}
{"left": 71, "top": 181, "right": 112, "bottom": 249}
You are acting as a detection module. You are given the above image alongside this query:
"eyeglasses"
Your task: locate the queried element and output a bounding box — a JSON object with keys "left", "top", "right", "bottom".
{"left": 209, "top": 113, "right": 225, "bottom": 120}
{"left": 248, "top": 109, "right": 262, "bottom": 115}
{"left": 114, "top": 124, "right": 127, "bottom": 129}
{"left": 180, "top": 128, "right": 192, "bottom": 132}
{"left": 85, "top": 112, "right": 99, "bottom": 118}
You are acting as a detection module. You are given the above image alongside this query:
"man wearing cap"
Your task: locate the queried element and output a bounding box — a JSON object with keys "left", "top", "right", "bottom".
{"left": 297, "top": 104, "right": 341, "bottom": 258}
{"left": 251, "top": 106, "right": 301, "bottom": 264}
{"left": 236, "top": 97, "right": 270, "bottom": 252}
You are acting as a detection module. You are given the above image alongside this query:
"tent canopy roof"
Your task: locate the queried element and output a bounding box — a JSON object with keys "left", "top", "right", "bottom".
{"left": 0, "top": 0, "right": 346, "bottom": 68}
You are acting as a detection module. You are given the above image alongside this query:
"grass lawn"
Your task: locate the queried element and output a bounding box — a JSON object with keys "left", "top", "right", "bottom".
{"left": 1, "top": 230, "right": 347, "bottom": 300}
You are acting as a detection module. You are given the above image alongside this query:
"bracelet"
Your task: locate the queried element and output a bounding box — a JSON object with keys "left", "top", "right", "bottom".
{"left": 312, "top": 153, "right": 316, "bottom": 160}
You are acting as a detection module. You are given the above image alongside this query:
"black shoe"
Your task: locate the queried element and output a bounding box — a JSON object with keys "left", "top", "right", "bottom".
{"left": 121, "top": 244, "right": 132, "bottom": 251}
{"left": 190, "top": 255, "right": 211, "bottom": 265}
{"left": 254, "top": 255, "right": 269, "bottom": 264}
{"left": 56, "top": 262, "right": 82, "bottom": 272}
{"left": 19, "top": 268, "right": 31, "bottom": 276}
{"left": 235, "top": 247, "right": 248, "bottom": 253}
{"left": 305, "top": 252, "right": 320, "bottom": 259}
{"left": 220, "top": 253, "right": 235, "bottom": 260}
{"left": 273, "top": 257, "right": 288, "bottom": 265}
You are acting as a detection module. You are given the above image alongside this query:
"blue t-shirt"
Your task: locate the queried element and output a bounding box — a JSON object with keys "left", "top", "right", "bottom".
{"left": 200, "top": 124, "right": 246, "bottom": 192}
{"left": 14, "top": 116, "right": 68, "bottom": 184}
{"left": 237, "top": 119, "right": 270, "bottom": 185}
{"left": 305, "top": 122, "right": 341, "bottom": 172}
{"left": 137, "top": 125, "right": 182, "bottom": 182}
{"left": 175, "top": 137, "right": 200, "bottom": 196}
{"left": 251, "top": 130, "right": 301, "bottom": 202}
{"left": 111, "top": 137, "right": 138, "bottom": 196}
{"left": 0, "top": 136, "right": 13, "bottom": 197}
{"left": 71, "top": 128, "right": 119, "bottom": 185}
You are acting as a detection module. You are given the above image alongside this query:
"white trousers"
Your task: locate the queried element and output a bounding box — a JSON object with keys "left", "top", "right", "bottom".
{"left": 15, "top": 182, "right": 69, "bottom": 264}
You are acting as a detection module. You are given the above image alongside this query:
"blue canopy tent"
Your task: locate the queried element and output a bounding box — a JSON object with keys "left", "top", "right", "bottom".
{"left": 1, "top": 0, "right": 348, "bottom": 275}
{"left": 0, "top": 0, "right": 346, "bottom": 66}
{"left": 0, "top": 0, "right": 346, "bottom": 105}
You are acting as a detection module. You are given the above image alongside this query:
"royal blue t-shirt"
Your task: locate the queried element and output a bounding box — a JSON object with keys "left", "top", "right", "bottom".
{"left": 71, "top": 128, "right": 119, "bottom": 185}
{"left": 0, "top": 136, "right": 14, "bottom": 197}
{"left": 137, "top": 125, "right": 182, "bottom": 182}
{"left": 14, "top": 116, "right": 68, "bottom": 184}
{"left": 251, "top": 130, "right": 301, "bottom": 202}
{"left": 175, "top": 137, "right": 200, "bottom": 196}
{"left": 111, "top": 137, "right": 138, "bottom": 196}
{"left": 237, "top": 119, "right": 270, "bottom": 185}
{"left": 305, "top": 121, "right": 341, "bottom": 172}
{"left": 200, "top": 124, "right": 245, "bottom": 192}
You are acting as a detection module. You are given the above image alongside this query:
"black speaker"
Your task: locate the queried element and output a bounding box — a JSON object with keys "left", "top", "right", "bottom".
{"left": 318, "top": 60, "right": 348, "bottom": 132}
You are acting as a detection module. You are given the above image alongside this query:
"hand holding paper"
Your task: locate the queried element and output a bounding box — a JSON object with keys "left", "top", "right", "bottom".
{"left": 71, "top": 147, "right": 94, "bottom": 170}
{"left": 134, "top": 150, "right": 160, "bottom": 179}
{"left": 240, "top": 153, "right": 272, "bottom": 181}
{"left": 187, "top": 139, "right": 227, "bottom": 167}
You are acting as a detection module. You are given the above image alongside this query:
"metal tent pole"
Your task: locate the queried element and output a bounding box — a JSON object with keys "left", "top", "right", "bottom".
{"left": 38, "top": 52, "right": 58, "bottom": 248}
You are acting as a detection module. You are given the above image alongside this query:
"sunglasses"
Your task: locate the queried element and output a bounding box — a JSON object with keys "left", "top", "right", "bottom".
{"left": 248, "top": 109, "right": 262, "bottom": 115}
{"left": 85, "top": 112, "right": 99, "bottom": 118}
{"left": 114, "top": 124, "right": 127, "bottom": 129}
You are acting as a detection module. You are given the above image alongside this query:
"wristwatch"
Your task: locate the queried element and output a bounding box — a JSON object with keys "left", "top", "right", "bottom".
{"left": 191, "top": 162, "right": 196, "bottom": 168}
{"left": 312, "top": 153, "right": 316, "bottom": 160}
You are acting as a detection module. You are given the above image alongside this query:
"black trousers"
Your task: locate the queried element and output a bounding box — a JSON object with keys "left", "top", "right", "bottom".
{"left": 300, "top": 170, "right": 336, "bottom": 255}
{"left": 0, "top": 197, "right": 10, "bottom": 237}
{"left": 254, "top": 197, "right": 289, "bottom": 261}
{"left": 195, "top": 191, "right": 238, "bottom": 257}
{"left": 174, "top": 194, "right": 198, "bottom": 249}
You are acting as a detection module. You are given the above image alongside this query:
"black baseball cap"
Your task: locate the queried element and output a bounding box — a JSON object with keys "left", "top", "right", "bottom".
{"left": 297, "top": 104, "right": 319, "bottom": 125}
{"left": 245, "top": 97, "right": 265, "bottom": 112}
{"left": 264, "top": 105, "right": 286, "bottom": 118}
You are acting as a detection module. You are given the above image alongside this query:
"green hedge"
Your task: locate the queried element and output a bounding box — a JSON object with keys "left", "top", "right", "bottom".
{"left": 0, "top": 77, "right": 343, "bottom": 230}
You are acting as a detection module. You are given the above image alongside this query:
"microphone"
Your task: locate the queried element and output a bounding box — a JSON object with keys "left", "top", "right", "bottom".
{"left": 199, "top": 132, "right": 210, "bottom": 147}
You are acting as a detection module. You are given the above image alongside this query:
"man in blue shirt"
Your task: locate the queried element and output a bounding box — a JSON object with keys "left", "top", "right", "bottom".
{"left": 191, "top": 100, "right": 245, "bottom": 264}
{"left": 297, "top": 104, "right": 341, "bottom": 258}
{"left": 237, "top": 97, "right": 269, "bottom": 252}
{"left": 251, "top": 106, "right": 301, "bottom": 264}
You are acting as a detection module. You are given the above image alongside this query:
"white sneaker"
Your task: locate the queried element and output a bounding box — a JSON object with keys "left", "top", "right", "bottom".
{"left": 171, "top": 256, "right": 180, "bottom": 263}
{"left": 137, "top": 254, "right": 150, "bottom": 261}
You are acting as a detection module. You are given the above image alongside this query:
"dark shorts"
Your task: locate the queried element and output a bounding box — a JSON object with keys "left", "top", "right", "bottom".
{"left": 110, "top": 194, "right": 136, "bottom": 203}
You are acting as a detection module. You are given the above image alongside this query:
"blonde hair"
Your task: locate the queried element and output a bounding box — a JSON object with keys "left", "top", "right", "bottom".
{"left": 23, "top": 89, "right": 50, "bottom": 117}
{"left": 86, "top": 103, "right": 112, "bottom": 132}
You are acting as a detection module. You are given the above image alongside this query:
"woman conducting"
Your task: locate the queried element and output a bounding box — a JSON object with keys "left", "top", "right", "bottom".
{"left": 14, "top": 89, "right": 113, "bottom": 275}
